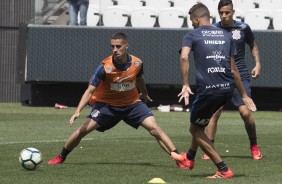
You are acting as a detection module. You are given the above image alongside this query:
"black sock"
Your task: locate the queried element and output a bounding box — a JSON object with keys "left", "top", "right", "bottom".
{"left": 250, "top": 137, "right": 257, "bottom": 146}
{"left": 172, "top": 149, "right": 179, "bottom": 154}
{"left": 186, "top": 149, "right": 196, "bottom": 160}
{"left": 215, "top": 161, "right": 228, "bottom": 172}
{"left": 59, "top": 147, "right": 71, "bottom": 160}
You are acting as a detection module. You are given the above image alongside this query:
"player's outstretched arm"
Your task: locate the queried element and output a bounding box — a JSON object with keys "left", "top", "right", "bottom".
{"left": 178, "top": 46, "right": 194, "bottom": 106}
{"left": 69, "top": 85, "right": 96, "bottom": 126}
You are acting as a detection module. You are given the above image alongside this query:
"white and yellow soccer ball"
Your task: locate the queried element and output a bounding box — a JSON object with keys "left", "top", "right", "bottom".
{"left": 19, "top": 147, "right": 42, "bottom": 170}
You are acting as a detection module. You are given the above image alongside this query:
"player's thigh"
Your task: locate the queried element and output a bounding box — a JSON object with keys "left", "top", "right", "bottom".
{"left": 123, "top": 101, "right": 154, "bottom": 129}
{"left": 232, "top": 80, "right": 252, "bottom": 107}
{"left": 88, "top": 102, "right": 121, "bottom": 132}
{"left": 79, "top": 118, "right": 101, "bottom": 133}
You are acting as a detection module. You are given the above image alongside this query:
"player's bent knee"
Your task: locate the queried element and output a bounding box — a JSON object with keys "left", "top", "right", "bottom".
{"left": 240, "top": 110, "right": 251, "bottom": 119}
{"left": 149, "top": 126, "right": 163, "bottom": 138}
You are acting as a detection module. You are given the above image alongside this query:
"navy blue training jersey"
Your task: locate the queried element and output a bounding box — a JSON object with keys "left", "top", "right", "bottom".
{"left": 182, "top": 25, "right": 237, "bottom": 95}
{"left": 213, "top": 21, "right": 255, "bottom": 80}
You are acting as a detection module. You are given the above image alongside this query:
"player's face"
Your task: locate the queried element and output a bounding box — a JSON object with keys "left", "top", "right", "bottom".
{"left": 111, "top": 39, "right": 128, "bottom": 62}
{"left": 218, "top": 5, "right": 234, "bottom": 27}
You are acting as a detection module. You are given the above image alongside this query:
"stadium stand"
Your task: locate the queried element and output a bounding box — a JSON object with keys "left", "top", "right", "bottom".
{"left": 131, "top": 7, "right": 158, "bottom": 27}
{"left": 89, "top": 0, "right": 114, "bottom": 14}
{"left": 200, "top": 0, "right": 218, "bottom": 22}
{"left": 144, "top": 0, "right": 173, "bottom": 14}
{"left": 115, "top": 0, "right": 144, "bottom": 11}
{"left": 158, "top": 7, "right": 186, "bottom": 28}
{"left": 244, "top": 9, "right": 271, "bottom": 30}
{"left": 59, "top": 0, "right": 282, "bottom": 29}
{"left": 78, "top": 4, "right": 100, "bottom": 26}
{"left": 255, "top": 0, "right": 282, "bottom": 17}
{"left": 102, "top": 5, "right": 130, "bottom": 27}
{"left": 233, "top": 0, "right": 257, "bottom": 17}
{"left": 273, "top": 10, "right": 282, "bottom": 30}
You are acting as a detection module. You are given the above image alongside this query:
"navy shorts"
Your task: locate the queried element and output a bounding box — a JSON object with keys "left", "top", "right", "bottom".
{"left": 231, "top": 79, "right": 252, "bottom": 107}
{"left": 190, "top": 93, "right": 232, "bottom": 127}
{"left": 87, "top": 101, "right": 154, "bottom": 132}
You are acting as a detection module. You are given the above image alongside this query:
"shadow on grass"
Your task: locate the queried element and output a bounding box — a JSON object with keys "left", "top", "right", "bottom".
{"left": 221, "top": 155, "right": 251, "bottom": 159}
{"left": 64, "top": 161, "right": 172, "bottom": 168}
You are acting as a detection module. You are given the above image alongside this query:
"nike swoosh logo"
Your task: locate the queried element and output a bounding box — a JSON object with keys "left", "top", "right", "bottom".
{"left": 113, "top": 75, "right": 133, "bottom": 83}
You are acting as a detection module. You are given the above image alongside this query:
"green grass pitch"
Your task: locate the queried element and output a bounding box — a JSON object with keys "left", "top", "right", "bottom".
{"left": 0, "top": 103, "right": 281, "bottom": 184}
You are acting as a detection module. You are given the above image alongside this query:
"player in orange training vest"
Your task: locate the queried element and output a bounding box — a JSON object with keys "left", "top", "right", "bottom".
{"left": 48, "top": 32, "right": 184, "bottom": 168}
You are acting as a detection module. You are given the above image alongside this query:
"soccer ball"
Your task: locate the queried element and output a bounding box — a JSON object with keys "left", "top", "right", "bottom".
{"left": 19, "top": 147, "right": 42, "bottom": 170}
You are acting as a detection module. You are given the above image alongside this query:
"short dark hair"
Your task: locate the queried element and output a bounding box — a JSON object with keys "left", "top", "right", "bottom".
{"left": 111, "top": 32, "right": 128, "bottom": 43}
{"left": 189, "top": 3, "right": 210, "bottom": 20}
{"left": 218, "top": 0, "right": 233, "bottom": 10}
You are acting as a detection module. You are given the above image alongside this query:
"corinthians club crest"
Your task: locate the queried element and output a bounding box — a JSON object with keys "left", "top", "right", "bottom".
{"left": 232, "top": 30, "right": 241, "bottom": 40}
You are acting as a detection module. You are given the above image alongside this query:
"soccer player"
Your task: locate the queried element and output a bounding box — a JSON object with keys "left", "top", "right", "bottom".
{"left": 48, "top": 32, "right": 182, "bottom": 167}
{"left": 201, "top": 0, "right": 262, "bottom": 161}
{"left": 170, "top": 3, "right": 257, "bottom": 178}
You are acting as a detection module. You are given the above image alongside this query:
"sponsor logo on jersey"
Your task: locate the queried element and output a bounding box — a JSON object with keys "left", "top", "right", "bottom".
{"left": 105, "top": 66, "right": 114, "bottom": 73}
{"left": 110, "top": 82, "right": 135, "bottom": 91}
{"left": 206, "top": 50, "right": 226, "bottom": 62}
{"left": 113, "top": 75, "right": 133, "bottom": 83}
{"left": 232, "top": 30, "right": 241, "bottom": 40}
{"left": 202, "top": 30, "right": 224, "bottom": 37}
{"left": 207, "top": 67, "right": 226, "bottom": 73}
{"left": 206, "top": 82, "right": 230, "bottom": 90}
{"left": 204, "top": 40, "right": 225, "bottom": 45}
{"left": 134, "top": 61, "right": 141, "bottom": 66}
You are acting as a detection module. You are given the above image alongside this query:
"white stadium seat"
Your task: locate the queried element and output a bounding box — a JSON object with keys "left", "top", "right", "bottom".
{"left": 131, "top": 7, "right": 158, "bottom": 27}
{"left": 172, "top": 0, "right": 199, "bottom": 28}
{"left": 116, "top": 0, "right": 144, "bottom": 12}
{"left": 244, "top": 9, "right": 271, "bottom": 30}
{"left": 144, "top": 0, "right": 171, "bottom": 14}
{"left": 89, "top": 0, "right": 114, "bottom": 14}
{"left": 172, "top": 0, "right": 199, "bottom": 9}
{"left": 273, "top": 10, "right": 282, "bottom": 30}
{"left": 256, "top": 0, "right": 282, "bottom": 17}
{"left": 233, "top": 0, "right": 256, "bottom": 17}
{"left": 86, "top": 4, "right": 100, "bottom": 26}
{"left": 158, "top": 7, "right": 185, "bottom": 28}
{"left": 200, "top": 0, "right": 218, "bottom": 23}
{"left": 200, "top": 0, "right": 218, "bottom": 11}
{"left": 102, "top": 6, "right": 130, "bottom": 27}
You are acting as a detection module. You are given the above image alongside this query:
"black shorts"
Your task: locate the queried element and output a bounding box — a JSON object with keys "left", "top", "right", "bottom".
{"left": 87, "top": 101, "right": 154, "bottom": 132}
{"left": 231, "top": 79, "right": 252, "bottom": 107}
{"left": 190, "top": 93, "right": 232, "bottom": 127}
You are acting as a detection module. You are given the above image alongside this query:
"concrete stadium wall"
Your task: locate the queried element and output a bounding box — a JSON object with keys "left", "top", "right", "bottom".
{"left": 25, "top": 25, "right": 282, "bottom": 88}
{"left": 0, "top": 0, "right": 34, "bottom": 102}
{"left": 16, "top": 25, "right": 282, "bottom": 110}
